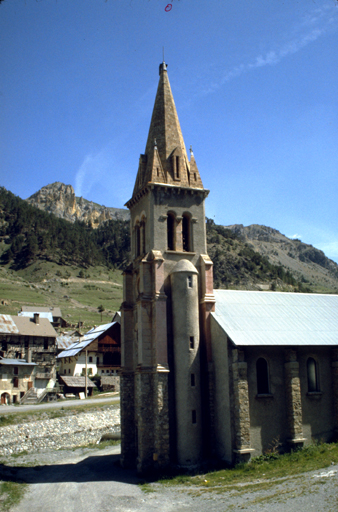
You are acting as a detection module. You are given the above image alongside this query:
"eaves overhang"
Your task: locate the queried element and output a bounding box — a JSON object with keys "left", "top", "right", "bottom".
{"left": 125, "top": 182, "right": 209, "bottom": 209}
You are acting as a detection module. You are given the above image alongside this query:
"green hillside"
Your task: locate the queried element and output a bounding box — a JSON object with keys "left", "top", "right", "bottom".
{"left": 1, "top": 186, "right": 337, "bottom": 330}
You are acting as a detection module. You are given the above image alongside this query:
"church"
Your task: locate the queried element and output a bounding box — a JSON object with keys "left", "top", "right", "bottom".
{"left": 120, "top": 61, "right": 338, "bottom": 473}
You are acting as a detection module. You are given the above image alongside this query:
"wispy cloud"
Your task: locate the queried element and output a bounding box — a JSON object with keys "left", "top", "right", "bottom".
{"left": 199, "top": 4, "right": 338, "bottom": 96}
{"left": 290, "top": 234, "right": 302, "bottom": 240}
{"left": 75, "top": 149, "right": 112, "bottom": 199}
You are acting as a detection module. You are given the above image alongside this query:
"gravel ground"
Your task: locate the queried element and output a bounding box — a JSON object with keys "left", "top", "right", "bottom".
{"left": 1, "top": 445, "right": 338, "bottom": 512}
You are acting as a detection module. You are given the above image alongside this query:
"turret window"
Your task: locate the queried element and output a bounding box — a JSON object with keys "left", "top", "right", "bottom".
{"left": 189, "top": 336, "right": 194, "bottom": 349}
{"left": 192, "top": 410, "right": 197, "bottom": 424}
{"left": 187, "top": 276, "right": 192, "bottom": 288}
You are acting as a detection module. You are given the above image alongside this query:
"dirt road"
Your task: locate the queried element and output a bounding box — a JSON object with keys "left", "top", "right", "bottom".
{"left": 1, "top": 445, "right": 338, "bottom": 512}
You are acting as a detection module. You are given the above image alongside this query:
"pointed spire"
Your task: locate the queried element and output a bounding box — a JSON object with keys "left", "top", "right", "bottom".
{"left": 132, "top": 63, "right": 204, "bottom": 197}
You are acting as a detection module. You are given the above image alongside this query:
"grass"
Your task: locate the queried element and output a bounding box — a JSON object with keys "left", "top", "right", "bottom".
{"left": 154, "top": 442, "right": 338, "bottom": 491}
{"left": 0, "top": 481, "right": 27, "bottom": 512}
{"left": 0, "top": 261, "right": 123, "bottom": 326}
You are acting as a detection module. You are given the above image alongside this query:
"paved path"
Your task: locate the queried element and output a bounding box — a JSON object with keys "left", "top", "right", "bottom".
{"left": 0, "top": 396, "right": 119, "bottom": 414}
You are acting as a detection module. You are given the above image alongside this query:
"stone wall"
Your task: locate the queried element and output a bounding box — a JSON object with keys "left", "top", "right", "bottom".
{"left": 0, "top": 406, "right": 120, "bottom": 456}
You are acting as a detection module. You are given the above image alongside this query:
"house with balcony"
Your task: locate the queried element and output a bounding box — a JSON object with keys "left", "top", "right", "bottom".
{"left": 0, "top": 313, "right": 57, "bottom": 401}
{"left": 57, "top": 321, "right": 121, "bottom": 384}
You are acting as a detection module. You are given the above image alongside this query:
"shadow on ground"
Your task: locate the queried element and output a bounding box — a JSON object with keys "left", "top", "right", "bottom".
{"left": 0, "top": 453, "right": 141, "bottom": 486}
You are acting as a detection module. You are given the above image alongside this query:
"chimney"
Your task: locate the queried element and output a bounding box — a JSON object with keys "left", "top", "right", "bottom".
{"left": 34, "top": 313, "right": 40, "bottom": 324}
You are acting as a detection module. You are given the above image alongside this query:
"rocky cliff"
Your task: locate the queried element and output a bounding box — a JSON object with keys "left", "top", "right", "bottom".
{"left": 226, "top": 223, "right": 338, "bottom": 290}
{"left": 26, "top": 182, "right": 129, "bottom": 227}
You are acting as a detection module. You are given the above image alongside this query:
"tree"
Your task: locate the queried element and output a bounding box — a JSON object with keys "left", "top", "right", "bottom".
{"left": 98, "top": 305, "right": 105, "bottom": 322}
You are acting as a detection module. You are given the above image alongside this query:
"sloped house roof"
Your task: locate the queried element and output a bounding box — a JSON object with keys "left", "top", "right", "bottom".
{"left": 0, "top": 314, "right": 57, "bottom": 338}
{"left": 57, "top": 322, "right": 120, "bottom": 358}
{"left": 211, "top": 290, "right": 338, "bottom": 346}
{"left": 21, "top": 306, "right": 62, "bottom": 318}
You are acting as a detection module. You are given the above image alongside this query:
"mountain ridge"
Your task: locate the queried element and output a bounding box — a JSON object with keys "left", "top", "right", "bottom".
{"left": 14, "top": 182, "right": 338, "bottom": 293}
{"left": 26, "top": 182, "right": 129, "bottom": 227}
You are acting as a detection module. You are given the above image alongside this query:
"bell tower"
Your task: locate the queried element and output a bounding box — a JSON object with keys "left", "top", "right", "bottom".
{"left": 120, "top": 62, "right": 215, "bottom": 473}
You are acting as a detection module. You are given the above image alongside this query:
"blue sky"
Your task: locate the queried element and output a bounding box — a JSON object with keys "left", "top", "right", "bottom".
{"left": 1, "top": 0, "right": 338, "bottom": 262}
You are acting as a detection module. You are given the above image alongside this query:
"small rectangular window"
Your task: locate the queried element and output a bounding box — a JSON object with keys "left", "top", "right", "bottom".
{"left": 44, "top": 338, "right": 49, "bottom": 350}
{"left": 190, "top": 337, "right": 194, "bottom": 349}
{"left": 192, "top": 410, "right": 197, "bottom": 424}
{"left": 191, "top": 373, "right": 195, "bottom": 387}
{"left": 187, "top": 276, "right": 192, "bottom": 288}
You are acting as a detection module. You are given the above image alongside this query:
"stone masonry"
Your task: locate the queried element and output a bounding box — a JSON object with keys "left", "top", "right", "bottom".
{"left": 284, "top": 349, "right": 305, "bottom": 443}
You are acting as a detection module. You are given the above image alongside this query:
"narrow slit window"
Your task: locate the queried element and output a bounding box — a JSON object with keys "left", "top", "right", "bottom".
{"left": 191, "top": 373, "right": 195, "bottom": 387}
{"left": 176, "top": 156, "right": 180, "bottom": 179}
{"left": 187, "top": 275, "right": 192, "bottom": 288}
{"left": 190, "top": 336, "right": 194, "bottom": 349}
{"left": 192, "top": 410, "right": 197, "bottom": 424}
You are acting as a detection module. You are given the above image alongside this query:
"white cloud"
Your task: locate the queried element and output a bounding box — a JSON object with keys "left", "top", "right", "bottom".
{"left": 200, "top": 4, "right": 338, "bottom": 94}
{"left": 290, "top": 234, "right": 302, "bottom": 240}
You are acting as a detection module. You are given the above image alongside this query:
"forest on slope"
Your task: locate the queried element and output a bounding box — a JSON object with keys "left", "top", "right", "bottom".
{"left": 0, "top": 187, "right": 130, "bottom": 270}
{"left": 1, "top": 186, "right": 338, "bottom": 293}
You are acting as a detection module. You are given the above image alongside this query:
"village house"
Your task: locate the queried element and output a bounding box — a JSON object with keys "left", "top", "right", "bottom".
{"left": 0, "top": 313, "right": 57, "bottom": 400}
{"left": 57, "top": 321, "right": 121, "bottom": 390}
{"left": 0, "top": 357, "right": 36, "bottom": 404}
{"left": 20, "top": 306, "right": 67, "bottom": 328}
{"left": 120, "top": 61, "right": 338, "bottom": 473}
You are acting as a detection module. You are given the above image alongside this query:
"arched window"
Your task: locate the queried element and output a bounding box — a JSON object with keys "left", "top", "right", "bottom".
{"left": 135, "top": 222, "right": 141, "bottom": 257}
{"left": 140, "top": 217, "right": 146, "bottom": 255}
{"left": 167, "top": 213, "right": 176, "bottom": 250}
{"left": 182, "top": 214, "right": 191, "bottom": 252}
{"left": 256, "top": 357, "right": 269, "bottom": 394}
{"left": 307, "top": 357, "right": 318, "bottom": 392}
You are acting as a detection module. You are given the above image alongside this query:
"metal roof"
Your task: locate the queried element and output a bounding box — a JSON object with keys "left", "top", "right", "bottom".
{"left": 57, "top": 322, "right": 117, "bottom": 358}
{"left": 0, "top": 315, "right": 19, "bottom": 334}
{"left": 0, "top": 315, "right": 57, "bottom": 338}
{"left": 212, "top": 290, "right": 338, "bottom": 346}
{"left": 0, "top": 357, "right": 36, "bottom": 366}
{"left": 21, "top": 306, "right": 62, "bottom": 317}
{"left": 60, "top": 376, "right": 96, "bottom": 388}
{"left": 57, "top": 334, "right": 82, "bottom": 350}
{"left": 19, "top": 312, "right": 54, "bottom": 322}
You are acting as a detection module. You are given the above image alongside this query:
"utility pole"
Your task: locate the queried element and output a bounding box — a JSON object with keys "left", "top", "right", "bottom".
{"left": 85, "top": 349, "right": 88, "bottom": 398}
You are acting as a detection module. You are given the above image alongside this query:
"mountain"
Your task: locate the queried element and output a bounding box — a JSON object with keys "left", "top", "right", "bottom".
{"left": 0, "top": 186, "right": 130, "bottom": 269}
{"left": 1, "top": 184, "right": 337, "bottom": 293}
{"left": 207, "top": 221, "right": 338, "bottom": 293}
{"left": 26, "top": 182, "right": 129, "bottom": 227}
